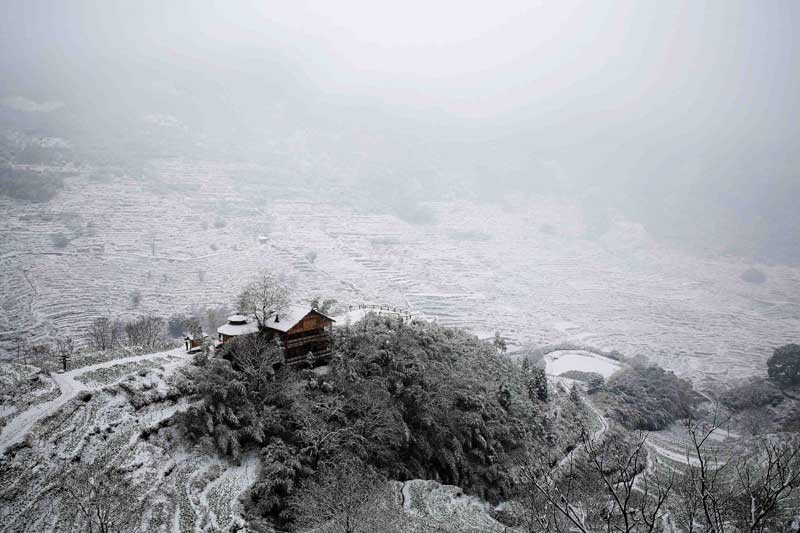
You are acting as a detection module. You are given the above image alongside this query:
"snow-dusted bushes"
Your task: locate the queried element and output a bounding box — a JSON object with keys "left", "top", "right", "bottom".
{"left": 601, "top": 365, "right": 701, "bottom": 430}
{"left": 77, "top": 360, "right": 160, "bottom": 385}
{"left": 0, "top": 363, "right": 58, "bottom": 413}
{"left": 720, "top": 377, "right": 784, "bottom": 412}
{"left": 182, "top": 316, "right": 553, "bottom": 529}
{"left": 768, "top": 343, "right": 800, "bottom": 386}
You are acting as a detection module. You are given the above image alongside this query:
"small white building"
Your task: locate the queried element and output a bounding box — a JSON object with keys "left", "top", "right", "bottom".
{"left": 217, "top": 314, "right": 259, "bottom": 344}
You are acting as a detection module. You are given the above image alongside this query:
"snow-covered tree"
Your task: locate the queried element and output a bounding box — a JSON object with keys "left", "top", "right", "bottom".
{"left": 237, "top": 271, "right": 290, "bottom": 328}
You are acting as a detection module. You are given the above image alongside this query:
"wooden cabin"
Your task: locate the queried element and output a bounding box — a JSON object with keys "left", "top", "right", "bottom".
{"left": 263, "top": 306, "right": 336, "bottom": 366}
{"left": 183, "top": 333, "right": 208, "bottom": 353}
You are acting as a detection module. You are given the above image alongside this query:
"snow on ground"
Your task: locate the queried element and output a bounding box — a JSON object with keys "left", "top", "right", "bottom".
{"left": 332, "top": 308, "right": 369, "bottom": 325}
{"left": 401, "top": 479, "right": 507, "bottom": 532}
{"left": 0, "top": 347, "right": 185, "bottom": 455}
{"left": 197, "top": 452, "right": 260, "bottom": 532}
{"left": 544, "top": 349, "right": 622, "bottom": 378}
{"left": 3, "top": 164, "right": 796, "bottom": 392}
{"left": 0, "top": 345, "right": 267, "bottom": 533}
{"left": 0, "top": 364, "right": 58, "bottom": 426}
{"left": 1, "top": 161, "right": 799, "bottom": 526}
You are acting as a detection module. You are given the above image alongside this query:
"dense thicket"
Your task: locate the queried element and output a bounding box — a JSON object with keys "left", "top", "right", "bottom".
{"left": 719, "top": 377, "right": 784, "bottom": 412}
{"left": 601, "top": 365, "right": 701, "bottom": 431}
{"left": 179, "top": 316, "right": 549, "bottom": 527}
{"left": 768, "top": 344, "right": 800, "bottom": 386}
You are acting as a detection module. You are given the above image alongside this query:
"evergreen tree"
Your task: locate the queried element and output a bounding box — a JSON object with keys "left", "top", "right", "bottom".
{"left": 767, "top": 344, "right": 800, "bottom": 386}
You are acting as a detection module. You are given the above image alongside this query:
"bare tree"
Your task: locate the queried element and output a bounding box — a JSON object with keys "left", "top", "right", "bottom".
{"left": 310, "top": 296, "right": 338, "bottom": 314}
{"left": 60, "top": 463, "right": 143, "bottom": 533}
{"left": 674, "top": 416, "right": 734, "bottom": 533}
{"left": 730, "top": 437, "right": 800, "bottom": 532}
{"left": 494, "top": 331, "right": 507, "bottom": 354}
{"left": 86, "top": 317, "right": 121, "bottom": 351}
{"left": 13, "top": 335, "right": 30, "bottom": 365}
{"left": 237, "top": 271, "right": 289, "bottom": 328}
{"left": 54, "top": 336, "right": 74, "bottom": 372}
{"left": 515, "top": 427, "right": 673, "bottom": 533}
{"left": 124, "top": 316, "right": 164, "bottom": 349}
{"left": 225, "top": 333, "right": 285, "bottom": 392}
{"left": 290, "top": 455, "right": 396, "bottom": 533}
{"left": 29, "top": 343, "right": 51, "bottom": 366}
{"left": 291, "top": 383, "right": 404, "bottom": 463}
{"left": 674, "top": 414, "right": 800, "bottom": 533}
{"left": 515, "top": 454, "right": 586, "bottom": 533}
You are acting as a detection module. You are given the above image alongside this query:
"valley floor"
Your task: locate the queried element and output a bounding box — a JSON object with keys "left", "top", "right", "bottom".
{"left": 1, "top": 160, "right": 798, "bottom": 393}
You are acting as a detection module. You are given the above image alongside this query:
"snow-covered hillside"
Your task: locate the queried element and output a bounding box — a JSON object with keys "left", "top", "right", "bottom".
{"left": 1, "top": 160, "right": 798, "bottom": 391}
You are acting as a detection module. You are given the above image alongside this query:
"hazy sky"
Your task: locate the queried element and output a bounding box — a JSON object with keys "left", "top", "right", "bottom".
{"left": 2, "top": 1, "right": 799, "bottom": 258}
{"left": 4, "top": 0, "right": 798, "bottom": 123}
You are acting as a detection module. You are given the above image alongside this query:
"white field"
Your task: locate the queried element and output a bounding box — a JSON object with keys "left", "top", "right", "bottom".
{"left": 544, "top": 350, "right": 621, "bottom": 378}
{"left": 1, "top": 159, "right": 799, "bottom": 391}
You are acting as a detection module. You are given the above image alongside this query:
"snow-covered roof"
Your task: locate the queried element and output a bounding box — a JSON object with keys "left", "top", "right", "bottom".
{"left": 217, "top": 316, "right": 259, "bottom": 337}
{"left": 263, "top": 305, "right": 335, "bottom": 333}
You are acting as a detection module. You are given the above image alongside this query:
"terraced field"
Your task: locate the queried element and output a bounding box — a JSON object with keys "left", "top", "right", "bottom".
{"left": 0, "top": 347, "right": 270, "bottom": 532}
{"left": 0, "top": 347, "right": 525, "bottom": 532}
{"left": 2, "top": 159, "right": 799, "bottom": 392}
{"left": 644, "top": 419, "right": 800, "bottom": 530}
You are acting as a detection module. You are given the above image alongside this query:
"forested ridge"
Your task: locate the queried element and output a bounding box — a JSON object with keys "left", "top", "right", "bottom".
{"left": 178, "top": 315, "right": 559, "bottom": 527}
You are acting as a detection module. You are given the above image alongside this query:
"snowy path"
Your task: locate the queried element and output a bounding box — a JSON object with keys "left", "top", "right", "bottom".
{"left": 0, "top": 347, "right": 187, "bottom": 455}
{"left": 557, "top": 393, "right": 610, "bottom": 470}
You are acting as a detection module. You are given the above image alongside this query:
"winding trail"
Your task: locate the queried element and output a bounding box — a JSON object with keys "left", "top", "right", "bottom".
{"left": 0, "top": 346, "right": 187, "bottom": 455}
{"left": 553, "top": 378, "right": 610, "bottom": 470}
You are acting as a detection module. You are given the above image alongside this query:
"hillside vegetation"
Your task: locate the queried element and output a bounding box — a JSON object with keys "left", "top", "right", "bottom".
{"left": 598, "top": 364, "right": 702, "bottom": 431}
{"left": 179, "top": 315, "right": 553, "bottom": 528}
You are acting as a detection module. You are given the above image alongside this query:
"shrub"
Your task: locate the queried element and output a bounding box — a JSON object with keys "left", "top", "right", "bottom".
{"left": 184, "top": 317, "right": 551, "bottom": 527}
{"left": 124, "top": 316, "right": 164, "bottom": 349}
{"left": 86, "top": 317, "right": 123, "bottom": 351}
{"left": 767, "top": 344, "right": 800, "bottom": 387}
{"left": 783, "top": 409, "right": 800, "bottom": 433}
{"left": 167, "top": 314, "right": 201, "bottom": 339}
{"left": 559, "top": 370, "right": 603, "bottom": 383}
{"left": 167, "top": 315, "right": 187, "bottom": 338}
{"left": 603, "top": 365, "right": 701, "bottom": 430}
{"left": 560, "top": 371, "right": 606, "bottom": 394}
{"left": 719, "top": 377, "right": 784, "bottom": 411}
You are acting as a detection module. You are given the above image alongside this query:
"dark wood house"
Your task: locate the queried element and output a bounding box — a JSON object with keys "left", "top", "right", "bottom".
{"left": 263, "top": 306, "right": 336, "bottom": 366}
{"left": 183, "top": 332, "right": 208, "bottom": 353}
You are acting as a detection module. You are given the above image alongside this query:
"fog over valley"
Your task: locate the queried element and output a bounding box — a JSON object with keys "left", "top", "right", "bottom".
{"left": 1, "top": 2, "right": 799, "bottom": 532}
